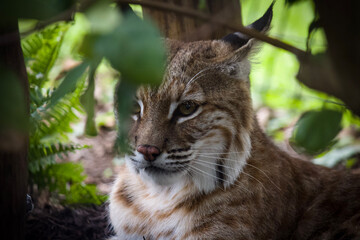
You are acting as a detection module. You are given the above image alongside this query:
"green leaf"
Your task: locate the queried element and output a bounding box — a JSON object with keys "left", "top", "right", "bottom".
{"left": 35, "top": 162, "right": 107, "bottom": 205}
{"left": 85, "top": 1, "right": 121, "bottom": 34}
{"left": 28, "top": 143, "right": 88, "bottom": 173}
{"left": 114, "top": 79, "right": 137, "bottom": 153}
{"left": 22, "top": 23, "right": 70, "bottom": 87}
{"left": 48, "top": 61, "right": 89, "bottom": 108}
{"left": 81, "top": 12, "right": 165, "bottom": 86}
{"left": 109, "top": 14, "right": 165, "bottom": 85}
{"left": 291, "top": 109, "right": 343, "bottom": 154}
{"left": 285, "top": 0, "right": 306, "bottom": 6}
{"left": 80, "top": 61, "right": 100, "bottom": 136}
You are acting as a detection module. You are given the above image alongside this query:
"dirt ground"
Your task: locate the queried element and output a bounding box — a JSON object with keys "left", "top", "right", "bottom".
{"left": 66, "top": 127, "right": 120, "bottom": 194}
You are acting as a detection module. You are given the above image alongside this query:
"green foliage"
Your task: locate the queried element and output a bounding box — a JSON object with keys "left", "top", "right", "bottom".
{"left": 291, "top": 109, "right": 343, "bottom": 154}
{"left": 80, "top": 5, "right": 165, "bottom": 86}
{"left": 114, "top": 80, "right": 137, "bottom": 153}
{"left": 30, "top": 162, "right": 106, "bottom": 205}
{"left": 48, "top": 61, "right": 89, "bottom": 108}
{"left": 22, "top": 23, "right": 70, "bottom": 87}
{"left": 23, "top": 23, "right": 106, "bottom": 205}
{"left": 106, "top": 13, "right": 166, "bottom": 85}
{"left": 28, "top": 143, "right": 88, "bottom": 173}
{"left": 16, "top": 1, "right": 166, "bottom": 205}
{"left": 243, "top": 0, "right": 359, "bottom": 166}
{"left": 80, "top": 62, "right": 100, "bottom": 136}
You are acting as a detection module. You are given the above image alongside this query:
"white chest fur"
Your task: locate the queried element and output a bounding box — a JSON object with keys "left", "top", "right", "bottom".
{"left": 109, "top": 167, "right": 196, "bottom": 240}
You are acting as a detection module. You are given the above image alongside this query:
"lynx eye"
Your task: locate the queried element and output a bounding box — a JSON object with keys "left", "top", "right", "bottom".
{"left": 178, "top": 101, "right": 198, "bottom": 116}
{"left": 132, "top": 101, "right": 141, "bottom": 115}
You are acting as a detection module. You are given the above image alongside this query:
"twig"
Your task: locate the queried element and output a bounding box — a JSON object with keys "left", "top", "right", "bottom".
{"left": 116, "top": 0, "right": 307, "bottom": 58}
{"left": 20, "top": 0, "right": 97, "bottom": 37}
{"left": 21, "top": 9, "right": 75, "bottom": 37}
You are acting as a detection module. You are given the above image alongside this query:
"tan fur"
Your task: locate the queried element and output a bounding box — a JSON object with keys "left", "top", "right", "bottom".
{"left": 109, "top": 37, "right": 360, "bottom": 240}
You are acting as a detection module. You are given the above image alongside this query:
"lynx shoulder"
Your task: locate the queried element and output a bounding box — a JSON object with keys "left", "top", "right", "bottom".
{"left": 109, "top": 5, "right": 360, "bottom": 240}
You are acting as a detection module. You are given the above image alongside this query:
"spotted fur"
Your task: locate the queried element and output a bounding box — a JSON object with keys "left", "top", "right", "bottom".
{"left": 109, "top": 6, "right": 360, "bottom": 240}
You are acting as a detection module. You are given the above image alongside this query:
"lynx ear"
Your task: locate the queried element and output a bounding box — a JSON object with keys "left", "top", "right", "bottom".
{"left": 222, "top": 3, "right": 273, "bottom": 49}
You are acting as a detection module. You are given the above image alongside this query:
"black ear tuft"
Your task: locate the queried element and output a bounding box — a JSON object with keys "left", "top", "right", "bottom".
{"left": 222, "top": 2, "right": 274, "bottom": 49}
{"left": 222, "top": 33, "right": 249, "bottom": 49}
{"left": 248, "top": 2, "right": 274, "bottom": 33}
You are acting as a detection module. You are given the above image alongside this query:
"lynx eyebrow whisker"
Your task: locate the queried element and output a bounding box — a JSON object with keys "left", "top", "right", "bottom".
{"left": 186, "top": 67, "right": 213, "bottom": 88}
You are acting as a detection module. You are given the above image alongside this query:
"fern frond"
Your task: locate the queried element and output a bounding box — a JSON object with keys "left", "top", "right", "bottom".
{"left": 24, "top": 21, "right": 106, "bottom": 206}
{"left": 30, "top": 77, "right": 86, "bottom": 143}
{"left": 29, "top": 142, "right": 89, "bottom": 173}
{"left": 31, "top": 162, "right": 107, "bottom": 205}
{"left": 22, "top": 23, "right": 70, "bottom": 87}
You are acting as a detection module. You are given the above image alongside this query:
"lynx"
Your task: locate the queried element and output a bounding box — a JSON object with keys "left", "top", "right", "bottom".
{"left": 109, "top": 5, "right": 360, "bottom": 240}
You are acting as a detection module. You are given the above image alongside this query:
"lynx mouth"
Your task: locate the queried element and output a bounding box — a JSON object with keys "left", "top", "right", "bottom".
{"left": 144, "top": 166, "right": 171, "bottom": 175}
{"left": 129, "top": 155, "right": 189, "bottom": 182}
{"left": 143, "top": 165, "right": 185, "bottom": 175}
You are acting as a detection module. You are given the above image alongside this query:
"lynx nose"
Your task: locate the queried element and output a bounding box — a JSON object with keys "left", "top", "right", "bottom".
{"left": 137, "top": 145, "right": 161, "bottom": 162}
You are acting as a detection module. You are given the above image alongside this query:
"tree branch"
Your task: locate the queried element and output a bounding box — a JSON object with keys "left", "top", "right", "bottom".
{"left": 116, "top": 0, "right": 307, "bottom": 58}
{"left": 18, "top": 0, "right": 307, "bottom": 58}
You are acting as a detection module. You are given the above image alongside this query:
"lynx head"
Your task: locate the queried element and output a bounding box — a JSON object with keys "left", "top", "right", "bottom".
{"left": 125, "top": 5, "right": 272, "bottom": 193}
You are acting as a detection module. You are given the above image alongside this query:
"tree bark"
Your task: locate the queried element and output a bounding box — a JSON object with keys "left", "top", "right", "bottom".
{"left": 0, "top": 18, "right": 29, "bottom": 239}
{"left": 142, "top": 0, "right": 242, "bottom": 40}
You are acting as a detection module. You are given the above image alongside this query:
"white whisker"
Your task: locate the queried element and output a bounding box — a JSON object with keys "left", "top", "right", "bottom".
{"left": 186, "top": 67, "right": 213, "bottom": 87}
{"left": 188, "top": 165, "right": 226, "bottom": 192}
{"left": 244, "top": 163, "right": 281, "bottom": 191}
{"left": 196, "top": 154, "right": 281, "bottom": 191}
{"left": 196, "top": 154, "right": 244, "bottom": 162}
{"left": 195, "top": 160, "right": 263, "bottom": 191}
{"left": 190, "top": 164, "right": 252, "bottom": 194}
{"left": 240, "top": 171, "right": 265, "bottom": 190}
{"left": 195, "top": 151, "right": 251, "bottom": 155}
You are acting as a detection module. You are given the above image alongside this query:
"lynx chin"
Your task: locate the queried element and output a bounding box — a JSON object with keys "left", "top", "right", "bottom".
{"left": 109, "top": 4, "right": 360, "bottom": 240}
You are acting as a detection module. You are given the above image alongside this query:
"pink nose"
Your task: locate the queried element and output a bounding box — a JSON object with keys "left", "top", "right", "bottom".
{"left": 137, "top": 145, "right": 161, "bottom": 162}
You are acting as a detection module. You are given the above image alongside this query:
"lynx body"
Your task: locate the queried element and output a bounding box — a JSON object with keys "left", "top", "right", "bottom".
{"left": 109, "top": 6, "right": 360, "bottom": 240}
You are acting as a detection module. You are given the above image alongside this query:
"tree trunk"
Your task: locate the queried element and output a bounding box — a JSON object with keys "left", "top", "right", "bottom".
{"left": 142, "top": 0, "right": 242, "bottom": 40}
{"left": 298, "top": 0, "right": 360, "bottom": 116}
{"left": 0, "top": 18, "right": 29, "bottom": 239}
